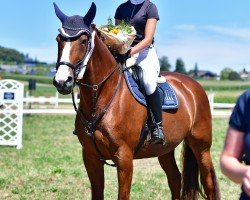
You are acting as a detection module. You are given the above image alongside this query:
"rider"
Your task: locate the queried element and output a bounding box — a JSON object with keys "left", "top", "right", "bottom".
{"left": 220, "top": 88, "right": 250, "bottom": 199}
{"left": 115, "top": 0, "right": 164, "bottom": 144}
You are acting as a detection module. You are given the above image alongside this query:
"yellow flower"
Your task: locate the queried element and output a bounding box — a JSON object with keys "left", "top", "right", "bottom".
{"left": 110, "top": 28, "right": 119, "bottom": 34}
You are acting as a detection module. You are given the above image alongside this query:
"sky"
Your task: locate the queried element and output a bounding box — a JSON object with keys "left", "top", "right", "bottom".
{"left": 1, "top": 0, "right": 250, "bottom": 74}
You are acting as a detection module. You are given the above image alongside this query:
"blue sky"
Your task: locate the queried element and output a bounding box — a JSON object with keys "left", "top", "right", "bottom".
{"left": 1, "top": 0, "right": 250, "bottom": 74}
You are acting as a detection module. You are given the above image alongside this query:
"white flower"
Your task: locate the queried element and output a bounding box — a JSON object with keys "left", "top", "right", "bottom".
{"left": 116, "top": 32, "right": 128, "bottom": 42}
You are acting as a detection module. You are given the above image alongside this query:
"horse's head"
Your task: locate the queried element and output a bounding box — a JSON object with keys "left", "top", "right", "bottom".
{"left": 53, "top": 2, "right": 96, "bottom": 95}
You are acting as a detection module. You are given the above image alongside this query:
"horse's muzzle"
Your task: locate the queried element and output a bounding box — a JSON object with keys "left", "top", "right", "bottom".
{"left": 53, "top": 77, "right": 74, "bottom": 95}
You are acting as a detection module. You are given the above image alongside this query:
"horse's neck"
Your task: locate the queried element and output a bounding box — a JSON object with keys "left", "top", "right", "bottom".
{"left": 79, "top": 34, "right": 119, "bottom": 117}
{"left": 86, "top": 34, "right": 116, "bottom": 84}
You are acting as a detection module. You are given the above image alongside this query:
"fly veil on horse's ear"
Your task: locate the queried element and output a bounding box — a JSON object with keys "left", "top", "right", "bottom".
{"left": 53, "top": 2, "right": 97, "bottom": 80}
{"left": 53, "top": 2, "right": 96, "bottom": 38}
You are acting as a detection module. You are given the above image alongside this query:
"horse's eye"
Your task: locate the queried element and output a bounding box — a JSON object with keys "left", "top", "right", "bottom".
{"left": 81, "top": 39, "right": 88, "bottom": 45}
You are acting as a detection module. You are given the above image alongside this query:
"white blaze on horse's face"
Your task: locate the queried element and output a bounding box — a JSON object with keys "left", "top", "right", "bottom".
{"left": 54, "top": 41, "right": 74, "bottom": 83}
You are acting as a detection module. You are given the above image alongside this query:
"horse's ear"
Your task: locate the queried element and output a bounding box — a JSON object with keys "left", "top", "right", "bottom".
{"left": 83, "top": 2, "right": 96, "bottom": 27}
{"left": 53, "top": 2, "right": 68, "bottom": 23}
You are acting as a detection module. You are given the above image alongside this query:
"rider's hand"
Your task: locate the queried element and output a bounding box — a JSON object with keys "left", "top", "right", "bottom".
{"left": 115, "top": 48, "right": 131, "bottom": 63}
{"left": 126, "top": 57, "right": 136, "bottom": 67}
{"left": 243, "top": 169, "right": 250, "bottom": 196}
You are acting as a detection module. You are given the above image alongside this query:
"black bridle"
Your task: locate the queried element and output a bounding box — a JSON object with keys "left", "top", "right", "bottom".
{"left": 56, "top": 33, "right": 92, "bottom": 80}
{"left": 56, "top": 30, "right": 121, "bottom": 167}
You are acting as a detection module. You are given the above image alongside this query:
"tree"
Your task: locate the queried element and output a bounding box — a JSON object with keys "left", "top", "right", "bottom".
{"left": 159, "top": 56, "right": 171, "bottom": 71}
{"left": 220, "top": 67, "right": 233, "bottom": 80}
{"left": 194, "top": 63, "right": 199, "bottom": 79}
{"left": 174, "top": 58, "right": 187, "bottom": 74}
{"left": 228, "top": 71, "right": 241, "bottom": 80}
{"left": 0, "top": 46, "right": 25, "bottom": 64}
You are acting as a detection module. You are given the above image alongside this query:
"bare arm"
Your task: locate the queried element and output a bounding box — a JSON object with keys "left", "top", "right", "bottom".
{"left": 220, "top": 127, "right": 250, "bottom": 195}
{"left": 220, "top": 127, "right": 247, "bottom": 183}
{"left": 115, "top": 18, "right": 157, "bottom": 56}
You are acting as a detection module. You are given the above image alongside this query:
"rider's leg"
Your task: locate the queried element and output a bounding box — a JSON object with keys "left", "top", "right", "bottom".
{"left": 145, "top": 88, "right": 164, "bottom": 144}
{"left": 133, "top": 45, "right": 164, "bottom": 144}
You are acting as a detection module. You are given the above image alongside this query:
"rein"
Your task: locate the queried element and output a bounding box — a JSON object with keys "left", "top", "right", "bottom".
{"left": 76, "top": 64, "right": 121, "bottom": 122}
{"left": 73, "top": 64, "right": 122, "bottom": 167}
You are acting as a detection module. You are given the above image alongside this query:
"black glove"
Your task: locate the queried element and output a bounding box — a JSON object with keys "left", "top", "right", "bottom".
{"left": 115, "top": 49, "right": 131, "bottom": 63}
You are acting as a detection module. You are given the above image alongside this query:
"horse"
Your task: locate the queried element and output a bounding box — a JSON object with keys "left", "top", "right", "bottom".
{"left": 53, "top": 3, "right": 220, "bottom": 200}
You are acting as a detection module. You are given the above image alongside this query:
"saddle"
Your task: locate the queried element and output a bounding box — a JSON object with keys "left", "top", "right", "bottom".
{"left": 123, "top": 64, "right": 179, "bottom": 151}
{"left": 124, "top": 65, "right": 179, "bottom": 110}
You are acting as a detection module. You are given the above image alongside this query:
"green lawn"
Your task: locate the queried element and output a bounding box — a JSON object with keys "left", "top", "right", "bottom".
{"left": 2, "top": 74, "right": 53, "bottom": 85}
{"left": 200, "top": 80, "right": 250, "bottom": 103}
{"left": 0, "top": 115, "right": 241, "bottom": 199}
{"left": 198, "top": 80, "right": 250, "bottom": 91}
{"left": 207, "top": 90, "right": 243, "bottom": 103}
{"left": 3, "top": 74, "right": 250, "bottom": 101}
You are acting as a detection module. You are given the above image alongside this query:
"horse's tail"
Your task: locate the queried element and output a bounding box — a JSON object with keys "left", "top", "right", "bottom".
{"left": 210, "top": 164, "right": 221, "bottom": 200}
{"left": 181, "top": 141, "right": 204, "bottom": 200}
{"left": 181, "top": 141, "right": 221, "bottom": 200}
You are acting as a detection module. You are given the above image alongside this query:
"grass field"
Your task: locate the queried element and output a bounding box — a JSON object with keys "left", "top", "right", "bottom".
{"left": 2, "top": 74, "right": 53, "bottom": 85}
{"left": 198, "top": 79, "right": 250, "bottom": 91}
{"left": 0, "top": 115, "right": 242, "bottom": 199}
{"left": 207, "top": 90, "right": 243, "bottom": 103}
{"left": 3, "top": 74, "right": 250, "bottom": 103}
{"left": 199, "top": 80, "right": 250, "bottom": 103}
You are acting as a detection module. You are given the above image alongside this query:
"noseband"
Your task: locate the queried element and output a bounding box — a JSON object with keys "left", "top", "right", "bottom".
{"left": 56, "top": 30, "right": 95, "bottom": 79}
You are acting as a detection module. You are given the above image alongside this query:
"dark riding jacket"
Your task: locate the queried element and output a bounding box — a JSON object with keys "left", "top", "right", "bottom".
{"left": 229, "top": 88, "right": 250, "bottom": 200}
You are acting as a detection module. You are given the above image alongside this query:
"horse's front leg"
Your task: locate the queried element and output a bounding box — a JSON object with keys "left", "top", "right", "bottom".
{"left": 114, "top": 145, "right": 134, "bottom": 200}
{"left": 82, "top": 148, "right": 104, "bottom": 200}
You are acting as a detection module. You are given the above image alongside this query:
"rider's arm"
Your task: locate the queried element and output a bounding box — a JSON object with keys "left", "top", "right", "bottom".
{"left": 115, "top": 18, "right": 157, "bottom": 56}
{"left": 220, "top": 127, "right": 250, "bottom": 184}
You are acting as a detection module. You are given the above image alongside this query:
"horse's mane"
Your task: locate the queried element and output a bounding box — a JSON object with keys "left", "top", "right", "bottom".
{"left": 91, "top": 24, "right": 103, "bottom": 40}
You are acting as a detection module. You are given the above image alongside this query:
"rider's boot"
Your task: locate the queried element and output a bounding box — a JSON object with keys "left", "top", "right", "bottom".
{"left": 145, "top": 89, "right": 165, "bottom": 145}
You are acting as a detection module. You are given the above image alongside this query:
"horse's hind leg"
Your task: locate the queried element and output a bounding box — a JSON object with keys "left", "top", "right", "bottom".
{"left": 191, "top": 145, "right": 220, "bottom": 199}
{"left": 82, "top": 149, "right": 104, "bottom": 200}
{"left": 158, "top": 150, "right": 181, "bottom": 200}
{"left": 187, "top": 137, "right": 220, "bottom": 200}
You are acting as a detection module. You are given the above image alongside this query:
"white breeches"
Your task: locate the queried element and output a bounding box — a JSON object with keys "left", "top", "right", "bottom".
{"left": 133, "top": 45, "right": 160, "bottom": 95}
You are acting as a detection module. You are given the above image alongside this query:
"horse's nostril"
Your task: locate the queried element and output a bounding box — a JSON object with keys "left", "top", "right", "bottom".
{"left": 53, "top": 76, "right": 73, "bottom": 95}
{"left": 64, "top": 76, "right": 74, "bottom": 88}
{"left": 66, "top": 76, "right": 73, "bottom": 82}
{"left": 53, "top": 78, "right": 58, "bottom": 87}
{"left": 53, "top": 78, "right": 64, "bottom": 88}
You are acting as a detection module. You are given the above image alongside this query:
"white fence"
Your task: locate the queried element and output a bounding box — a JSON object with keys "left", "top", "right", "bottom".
{"left": 0, "top": 81, "right": 235, "bottom": 151}
{"left": 24, "top": 91, "right": 79, "bottom": 108}
{"left": 20, "top": 92, "right": 235, "bottom": 116}
{"left": 0, "top": 80, "right": 24, "bottom": 149}
{"left": 208, "top": 93, "right": 235, "bottom": 116}
{"left": 22, "top": 91, "right": 78, "bottom": 114}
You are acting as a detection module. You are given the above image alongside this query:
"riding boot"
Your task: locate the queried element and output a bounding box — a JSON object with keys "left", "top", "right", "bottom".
{"left": 145, "top": 89, "right": 165, "bottom": 144}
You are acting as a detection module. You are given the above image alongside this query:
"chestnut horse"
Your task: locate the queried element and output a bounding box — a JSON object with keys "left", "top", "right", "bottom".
{"left": 53, "top": 3, "right": 220, "bottom": 200}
